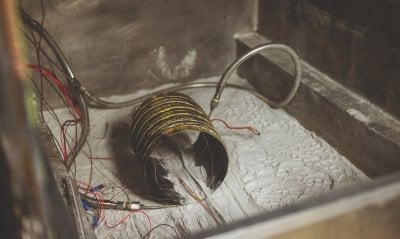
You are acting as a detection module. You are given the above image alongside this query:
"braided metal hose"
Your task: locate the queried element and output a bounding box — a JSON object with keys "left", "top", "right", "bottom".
{"left": 210, "top": 43, "right": 302, "bottom": 116}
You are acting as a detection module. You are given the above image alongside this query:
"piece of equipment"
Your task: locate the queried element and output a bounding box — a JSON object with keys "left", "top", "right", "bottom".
{"left": 131, "top": 92, "right": 228, "bottom": 204}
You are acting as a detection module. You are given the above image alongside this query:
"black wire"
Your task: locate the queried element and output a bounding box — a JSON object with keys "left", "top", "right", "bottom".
{"left": 27, "top": 68, "right": 88, "bottom": 172}
{"left": 27, "top": 74, "right": 66, "bottom": 155}
{"left": 21, "top": 8, "right": 199, "bottom": 110}
{"left": 26, "top": 65, "right": 76, "bottom": 117}
{"left": 142, "top": 223, "right": 179, "bottom": 239}
{"left": 81, "top": 137, "right": 94, "bottom": 192}
{"left": 29, "top": 0, "right": 46, "bottom": 122}
{"left": 20, "top": 8, "right": 76, "bottom": 80}
{"left": 23, "top": 29, "right": 65, "bottom": 76}
{"left": 20, "top": 7, "right": 277, "bottom": 174}
{"left": 21, "top": 8, "right": 93, "bottom": 171}
{"left": 24, "top": 27, "right": 85, "bottom": 170}
{"left": 66, "top": 94, "right": 89, "bottom": 170}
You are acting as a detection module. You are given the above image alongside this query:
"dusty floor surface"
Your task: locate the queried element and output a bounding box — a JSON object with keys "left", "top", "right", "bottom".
{"left": 45, "top": 76, "right": 368, "bottom": 238}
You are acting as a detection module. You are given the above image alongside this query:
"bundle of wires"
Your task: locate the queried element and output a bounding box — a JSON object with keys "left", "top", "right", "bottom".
{"left": 20, "top": 5, "right": 301, "bottom": 235}
{"left": 27, "top": 64, "right": 83, "bottom": 163}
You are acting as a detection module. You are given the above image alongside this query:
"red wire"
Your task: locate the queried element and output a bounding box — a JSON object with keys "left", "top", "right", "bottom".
{"left": 28, "top": 65, "right": 100, "bottom": 224}
{"left": 78, "top": 181, "right": 149, "bottom": 232}
{"left": 77, "top": 180, "right": 95, "bottom": 194}
{"left": 28, "top": 64, "right": 83, "bottom": 167}
{"left": 60, "top": 119, "right": 79, "bottom": 162}
{"left": 27, "top": 64, "right": 82, "bottom": 118}
{"left": 77, "top": 181, "right": 104, "bottom": 226}
{"left": 211, "top": 118, "right": 260, "bottom": 136}
{"left": 105, "top": 210, "right": 152, "bottom": 237}
{"left": 59, "top": 127, "right": 67, "bottom": 161}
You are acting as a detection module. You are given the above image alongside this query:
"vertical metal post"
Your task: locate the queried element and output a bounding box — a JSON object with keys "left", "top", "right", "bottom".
{"left": 0, "top": 1, "right": 79, "bottom": 238}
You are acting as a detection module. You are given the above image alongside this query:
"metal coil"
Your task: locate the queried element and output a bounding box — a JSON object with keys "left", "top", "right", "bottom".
{"left": 131, "top": 92, "right": 228, "bottom": 204}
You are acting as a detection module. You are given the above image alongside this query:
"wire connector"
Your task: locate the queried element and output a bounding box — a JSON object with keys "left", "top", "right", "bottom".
{"left": 209, "top": 97, "right": 220, "bottom": 117}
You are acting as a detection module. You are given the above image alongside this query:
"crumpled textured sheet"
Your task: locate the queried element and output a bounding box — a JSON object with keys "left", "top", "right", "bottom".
{"left": 45, "top": 76, "right": 368, "bottom": 238}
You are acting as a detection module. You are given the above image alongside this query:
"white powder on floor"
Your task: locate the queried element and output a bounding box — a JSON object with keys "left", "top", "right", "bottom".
{"left": 44, "top": 76, "right": 368, "bottom": 238}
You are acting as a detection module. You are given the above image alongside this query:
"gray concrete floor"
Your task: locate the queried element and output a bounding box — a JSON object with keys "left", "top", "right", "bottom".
{"left": 44, "top": 76, "right": 367, "bottom": 238}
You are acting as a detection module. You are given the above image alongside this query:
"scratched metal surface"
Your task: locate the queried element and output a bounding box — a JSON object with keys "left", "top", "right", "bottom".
{"left": 43, "top": 76, "right": 368, "bottom": 238}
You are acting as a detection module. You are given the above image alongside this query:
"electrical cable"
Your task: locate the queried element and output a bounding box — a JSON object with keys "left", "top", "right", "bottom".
{"left": 27, "top": 74, "right": 66, "bottom": 156}
{"left": 130, "top": 92, "right": 228, "bottom": 198}
{"left": 27, "top": 64, "right": 80, "bottom": 116}
{"left": 22, "top": 7, "right": 303, "bottom": 117}
{"left": 20, "top": 8, "right": 142, "bottom": 109}
{"left": 27, "top": 64, "right": 88, "bottom": 170}
{"left": 20, "top": 8, "right": 75, "bottom": 80}
{"left": 209, "top": 43, "right": 302, "bottom": 116}
{"left": 79, "top": 191, "right": 177, "bottom": 211}
{"left": 85, "top": 81, "right": 282, "bottom": 110}
{"left": 21, "top": 8, "right": 297, "bottom": 112}
{"left": 20, "top": 6, "right": 307, "bottom": 239}
{"left": 79, "top": 192, "right": 140, "bottom": 211}
{"left": 105, "top": 210, "right": 151, "bottom": 231}
{"left": 21, "top": 8, "right": 303, "bottom": 218}
{"left": 22, "top": 9, "right": 89, "bottom": 170}
{"left": 211, "top": 118, "right": 260, "bottom": 136}
{"left": 66, "top": 94, "right": 89, "bottom": 170}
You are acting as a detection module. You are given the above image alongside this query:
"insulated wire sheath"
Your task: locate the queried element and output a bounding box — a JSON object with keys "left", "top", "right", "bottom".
{"left": 20, "top": 9, "right": 75, "bottom": 79}
{"left": 66, "top": 94, "right": 89, "bottom": 170}
{"left": 21, "top": 8, "right": 301, "bottom": 171}
{"left": 83, "top": 82, "right": 274, "bottom": 109}
{"left": 21, "top": 8, "right": 87, "bottom": 170}
{"left": 21, "top": 8, "right": 301, "bottom": 111}
{"left": 210, "top": 43, "right": 302, "bottom": 115}
{"left": 21, "top": 7, "right": 303, "bottom": 212}
{"left": 79, "top": 192, "right": 176, "bottom": 210}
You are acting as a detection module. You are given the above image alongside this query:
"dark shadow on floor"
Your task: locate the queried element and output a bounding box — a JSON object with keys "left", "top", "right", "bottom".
{"left": 108, "top": 121, "right": 152, "bottom": 201}
{"left": 109, "top": 120, "right": 181, "bottom": 205}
